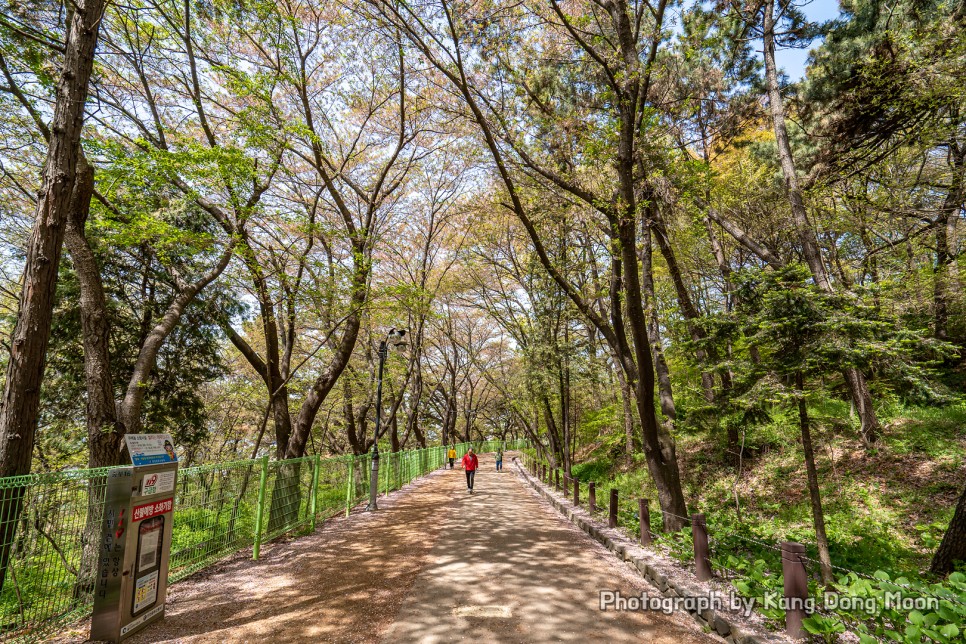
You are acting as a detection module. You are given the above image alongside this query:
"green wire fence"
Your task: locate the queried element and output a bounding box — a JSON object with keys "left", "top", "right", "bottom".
{"left": 0, "top": 439, "right": 525, "bottom": 642}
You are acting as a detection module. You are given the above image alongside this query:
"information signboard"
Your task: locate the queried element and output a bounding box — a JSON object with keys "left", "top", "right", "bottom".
{"left": 90, "top": 435, "right": 179, "bottom": 642}
{"left": 124, "top": 433, "right": 178, "bottom": 467}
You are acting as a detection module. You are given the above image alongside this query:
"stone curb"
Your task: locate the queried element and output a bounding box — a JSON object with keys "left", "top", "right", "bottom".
{"left": 511, "top": 458, "right": 792, "bottom": 644}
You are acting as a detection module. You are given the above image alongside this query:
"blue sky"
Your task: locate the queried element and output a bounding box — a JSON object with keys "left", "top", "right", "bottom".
{"left": 773, "top": 0, "right": 842, "bottom": 80}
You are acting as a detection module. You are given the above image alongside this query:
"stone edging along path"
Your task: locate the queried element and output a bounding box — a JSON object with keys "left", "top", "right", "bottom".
{"left": 511, "top": 458, "right": 793, "bottom": 644}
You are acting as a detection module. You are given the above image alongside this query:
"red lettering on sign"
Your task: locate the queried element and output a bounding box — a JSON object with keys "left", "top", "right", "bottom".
{"left": 132, "top": 498, "right": 174, "bottom": 522}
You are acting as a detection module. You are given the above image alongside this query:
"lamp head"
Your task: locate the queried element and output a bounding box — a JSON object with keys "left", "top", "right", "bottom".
{"left": 391, "top": 328, "right": 408, "bottom": 350}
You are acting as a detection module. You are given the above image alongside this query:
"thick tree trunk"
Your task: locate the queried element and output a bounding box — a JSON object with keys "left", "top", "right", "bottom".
{"left": 542, "top": 398, "right": 562, "bottom": 469}
{"left": 405, "top": 363, "right": 426, "bottom": 448}
{"left": 64, "top": 157, "right": 124, "bottom": 467}
{"left": 343, "top": 379, "right": 363, "bottom": 455}
{"left": 797, "top": 372, "right": 834, "bottom": 584}
{"left": 287, "top": 302, "right": 362, "bottom": 458}
{"left": 842, "top": 368, "right": 880, "bottom": 449}
{"left": 618, "top": 215, "right": 689, "bottom": 531}
{"left": 640, "top": 220, "right": 677, "bottom": 430}
{"left": 763, "top": 2, "right": 828, "bottom": 292}
{"left": 931, "top": 483, "right": 966, "bottom": 575}
{"left": 0, "top": 0, "right": 107, "bottom": 593}
{"left": 389, "top": 414, "right": 400, "bottom": 452}
{"left": 0, "top": 0, "right": 105, "bottom": 473}
{"left": 65, "top": 158, "right": 122, "bottom": 599}
{"left": 763, "top": 0, "right": 880, "bottom": 446}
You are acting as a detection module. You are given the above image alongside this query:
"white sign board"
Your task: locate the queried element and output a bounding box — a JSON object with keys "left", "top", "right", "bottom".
{"left": 125, "top": 434, "right": 178, "bottom": 467}
{"left": 140, "top": 470, "right": 176, "bottom": 496}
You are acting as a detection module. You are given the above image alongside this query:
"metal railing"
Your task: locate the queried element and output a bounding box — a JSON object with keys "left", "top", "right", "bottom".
{"left": 0, "top": 439, "right": 525, "bottom": 642}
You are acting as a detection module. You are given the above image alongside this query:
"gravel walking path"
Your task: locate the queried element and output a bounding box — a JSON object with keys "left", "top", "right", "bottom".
{"left": 69, "top": 453, "right": 716, "bottom": 643}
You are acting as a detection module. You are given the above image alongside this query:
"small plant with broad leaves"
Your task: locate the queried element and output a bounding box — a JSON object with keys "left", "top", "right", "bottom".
{"left": 817, "top": 570, "right": 965, "bottom": 643}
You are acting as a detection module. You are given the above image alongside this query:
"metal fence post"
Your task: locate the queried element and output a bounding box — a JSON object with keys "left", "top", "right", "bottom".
{"left": 252, "top": 455, "right": 269, "bottom": 560}
{"left": 344, "top": 457, "right": 354, "bottom": 517}
{"left": 692, "top": 513, "right": 712, "bottom": 581}
{"left": 588, "top": 481, "right": 597, "bottom": 513}
{"left": 608, "top": 488, "right": 618, "bottom": 528}
{"left": 639, "top": 498, "right": 652, "bottom": 546}
{"left": 309, "top": 454, "right": 321, "bottom": 532}
{"left": 782, "top": 541, "right": 808, "bottom": 639}
{"left": 384, "top": 452, "right": 390, "bottom": 497}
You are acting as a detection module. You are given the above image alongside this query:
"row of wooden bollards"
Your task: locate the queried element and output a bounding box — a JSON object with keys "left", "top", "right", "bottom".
{"left": 523, "top": 454, "right": 812, "bottom": 640}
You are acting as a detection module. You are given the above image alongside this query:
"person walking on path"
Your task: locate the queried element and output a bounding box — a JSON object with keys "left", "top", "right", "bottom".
{"left": 448, "top": 446, "right": 457, "bottom": 469}
{"left": 462, "top": 449, "right": 479, "bottom": 493}
{"left": 495, "top": 449, "right": 503, "bottom": 472}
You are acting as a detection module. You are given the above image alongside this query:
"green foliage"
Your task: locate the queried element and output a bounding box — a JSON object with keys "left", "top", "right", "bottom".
{"left": 820, "top": 571, "right": 966, "bottom": 643}
{"left": 569, "top": 457, "right": 611, "bottom": 483}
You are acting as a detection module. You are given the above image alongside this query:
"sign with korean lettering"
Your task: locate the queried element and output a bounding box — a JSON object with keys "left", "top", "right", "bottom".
{"left": 125, "top": 434, "right": 178, "bottom": 467}
{"left": 92, "top": 447, "right": 178, "bottom": 642}
{"left": 132, "top": 498, "right": 174, "bottom": 522}
{"left": 140, "top": 470, "right": 175, "bottom": 496}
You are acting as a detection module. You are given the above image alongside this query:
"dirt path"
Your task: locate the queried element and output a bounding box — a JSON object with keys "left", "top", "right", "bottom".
{"left": 79, "top": 453, "right": 714, "bottom": 643}
{"left": 383, "top": 455, "right": 714, "bottom": 643}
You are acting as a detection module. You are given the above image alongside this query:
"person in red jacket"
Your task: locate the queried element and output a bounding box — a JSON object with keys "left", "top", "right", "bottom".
{"left": 462, "top": 448, "right": 479, "bottom": 493}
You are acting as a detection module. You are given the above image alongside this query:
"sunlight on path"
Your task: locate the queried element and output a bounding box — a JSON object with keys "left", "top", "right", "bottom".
{"left": 382, "top": 454, "right": 714, "bottom": 643}
{"left": 79, "top": 453, "right": 716, "bottom": 643}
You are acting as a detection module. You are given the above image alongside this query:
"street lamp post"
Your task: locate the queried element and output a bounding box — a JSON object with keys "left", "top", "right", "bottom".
{"left": 367, "top": 328, "right": 407, "bottom": 512}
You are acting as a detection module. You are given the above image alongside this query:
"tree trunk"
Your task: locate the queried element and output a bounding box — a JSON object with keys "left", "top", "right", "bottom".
{"left": 704, "top": 212, "right": 741, "bottom": 463}
{"left": 0, "top": 0, "right": 107, "bottom": 593}
{"left": 383, "top": 0, "right": 689, "bottom": 529}
{"left": 614, "top": 359, "right": 637, "bottom": 456}
{"left": 763, "top": 0, "right": 880, "bottom": 446}
{"left": 389, "top": 414, "right": 400, "bottom": 452}
{"left": 934, "top": 136, "right": 964, "bottom": 341}
{"left": 0, "top": 0, "right": 106, "bottom": 473}
{"left": 64, "top": 157, "right": 123, "bottom": 599}
{"left": 64, "top": 156, "right": 124, "bottom": 467}
{"left": 640, "top": 220, "right": 677, "bottom": 431}
{"left": 931, "top": 483, "right": 966, "bottom": 575}
{"left": 618, "top": 214, "right": 689, "bottom": 531}
{"left": 763, "top": 1, "right": 829, "bottom": 291}
{"left": 286, "top": 306, "right": 361, "bottom": 458}
{"left": 797, "top": 372, "right": 833, "bottom": 585}
{"left": 649, "top": 210, "right": 715, "bottom": 403}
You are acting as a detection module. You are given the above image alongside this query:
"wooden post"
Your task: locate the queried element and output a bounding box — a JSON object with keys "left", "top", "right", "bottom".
{"left": 563, "top": 474, "right": 569, "bottom": 496}
{"left": 554, "top": 468, "right": 560, "bottom": 491}
{"left": 588, "top": 482, "right": 597, "bottom": 513}
{"left": 692, "top": 513, "right": 712, "bottom": 581}
{"left": 782, "top": 541, "right": 808, "bottom": 640}
{"left": 573, "top": 479, "right": 579, "bottom": 506}
{"left": 608, "top": 488, "right": 618, "bottom": 528}
{"left": 639, "top": 498, "right": 652, "bottom": 546}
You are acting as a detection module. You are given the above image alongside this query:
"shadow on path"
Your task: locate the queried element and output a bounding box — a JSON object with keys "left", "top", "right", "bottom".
{"left": 70, "top": 453, "right": 716, "bottom": 643}
{"left": 382, "top": 456, "right": 715, "bottom": 643}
